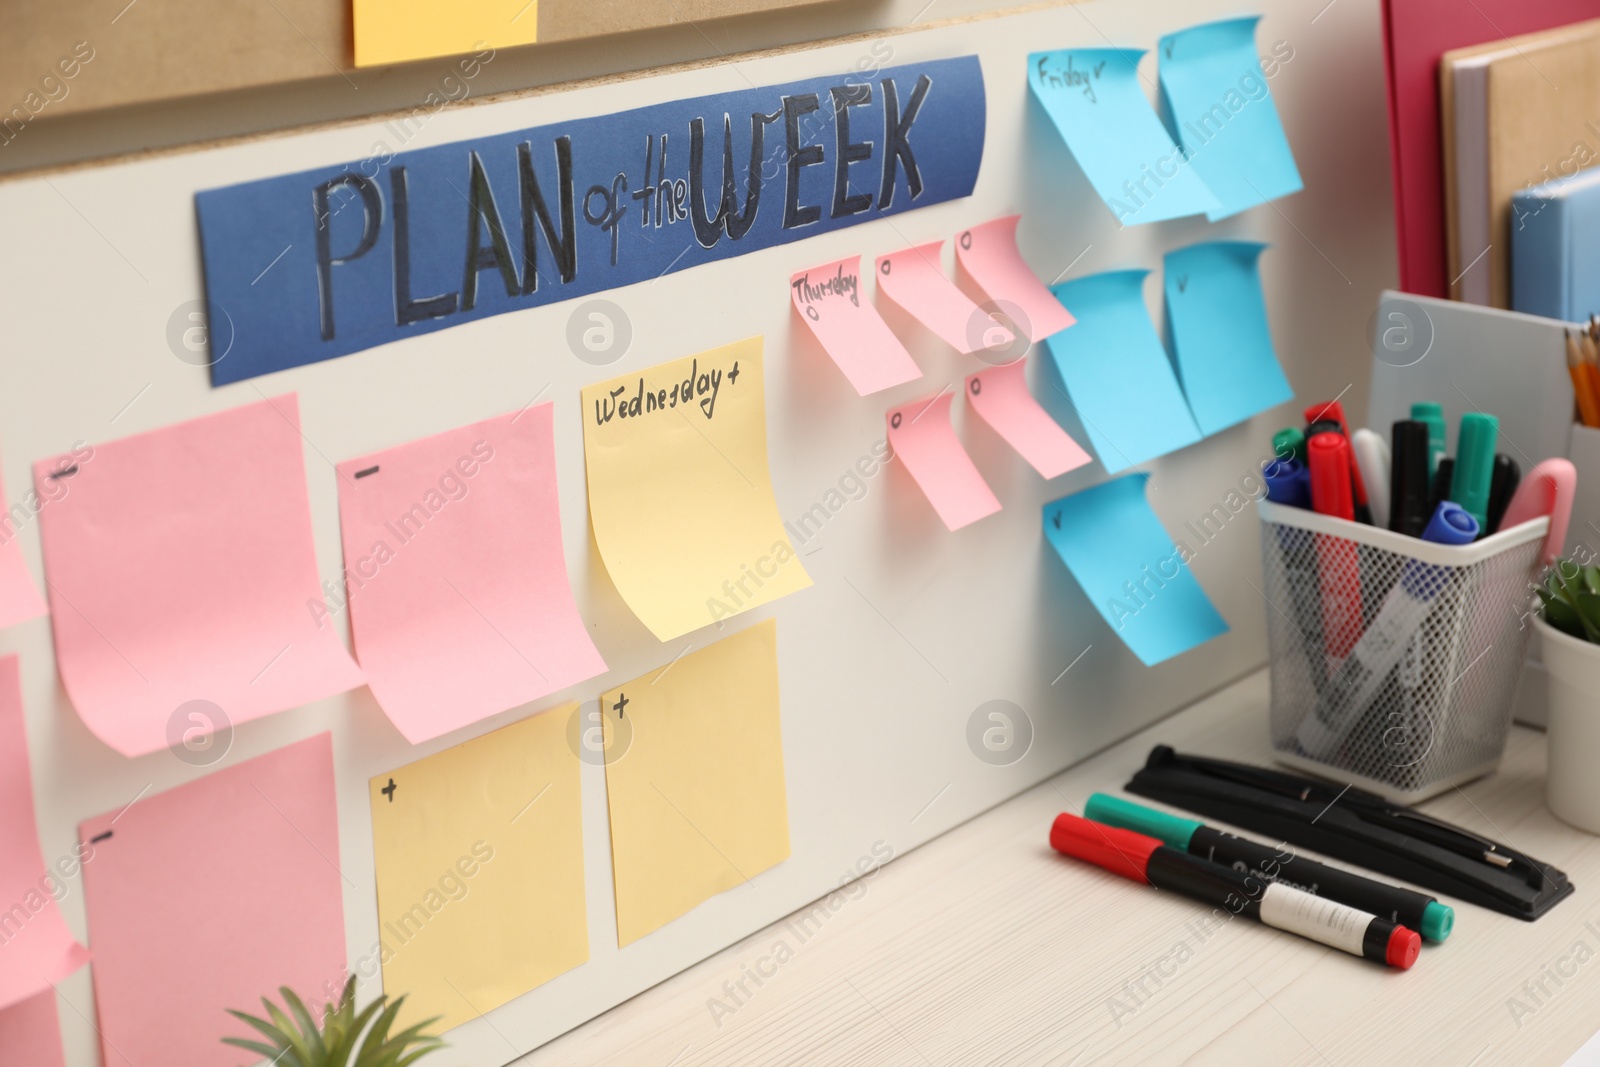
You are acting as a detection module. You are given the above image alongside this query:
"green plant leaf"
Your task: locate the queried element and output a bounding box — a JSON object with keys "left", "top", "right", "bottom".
{"left": 280, "top": 987, "right": 328, "bottom": 1062}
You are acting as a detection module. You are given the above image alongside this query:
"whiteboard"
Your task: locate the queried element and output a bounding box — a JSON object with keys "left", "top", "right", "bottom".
{"left": 0, "top": 1, "right": 1396, "bottom": 1062}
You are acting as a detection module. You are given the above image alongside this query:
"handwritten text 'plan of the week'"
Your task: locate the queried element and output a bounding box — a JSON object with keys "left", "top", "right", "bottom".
{"left": 197, "top": 57, "right": 986, "bottom": 384}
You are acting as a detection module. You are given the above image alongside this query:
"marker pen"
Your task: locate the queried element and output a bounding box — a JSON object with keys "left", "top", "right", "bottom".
{"left": 1049, "top": 813, "right": 1421, "bottom": 969}
{"left": 1485, "top": 454, "right": 1521, "bottom": 535}
{"left": 1296, "top": 502, "right": 1478, "bottom": 760}
{"left": 1308, "top": 432, "right": 1362, "bottom": 660}
{"left": 1263, "top": 457, "right": 1311, "bottom": 508}
{"left": 1351, "top": 428, "right": 1391, "bottom": 529}
{"left": 1449, "top": 412, "right": 1499, "bottom": 531}
{"left": 1306, "top": 400, "right": 1372, "bottom": 524}
{"left": 1273, "top": 426, "right": 1308, "bottom": 465}
{"left": 1411, "top": 401, "right": 1447, "bottom": 477}
{"left": 1500, "top": 458, "right": 1577, "bottom": 565}
{"left": 1083, "top": 794, "right": 1454, "bottom": 942}
{"left": 1389, "top": 420, "right": 1431, "bottom": 538}
{"left": 1427, "top": 456, "right": 1455, "bottom": 522}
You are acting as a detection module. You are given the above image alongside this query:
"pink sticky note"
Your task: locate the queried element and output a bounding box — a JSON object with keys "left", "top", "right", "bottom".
{"left": 33, "top": 395, "right": 365, "bottom": 757}
{"left": 335, "top": 405, "right": 606, "bottom": 743}
{"left": 966, "top": 358, "right": 1092, "bottom": 479}
{"left": 79, "top": 734, "right": 346, "bottom": 1067}
{"left": 0, "top": 656, "right": 89, "bottom": 1013}
{"left": 792, "top": 255, "right": 922, "bottom": 395}
{"left": 875, "top": 241, "right": 1015, "bottom": 355}
{"left": 0, "top": 992, "right": 64, "bottom": 1067}
{"left": 0, "top": 456, "right": 48, "bottom": 631}
{"left": 887, "top": 392, "right": 1001, "bottom": 531}
{"left": 953, "top": 216, "right": 1077, "bottom": 342}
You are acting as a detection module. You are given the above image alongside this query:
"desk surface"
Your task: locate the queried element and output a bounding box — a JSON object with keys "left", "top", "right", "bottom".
{"left": 517, "top": 669, "right": 1600, "bottom": 1066}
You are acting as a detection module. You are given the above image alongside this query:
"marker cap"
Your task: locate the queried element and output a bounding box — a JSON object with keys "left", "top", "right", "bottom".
{"left": 1307, "top": 432, "right": 1355, "bottom": 520}
{"left": 1083, "top": 793, "right": 1201, "bottom": 850}
{"left": 1410, "top": 401, "right": 1447, "bottom": 466}
{"left": 1273, "top": 427, "right": 1307, "bottom": 465}
{"left": 1386, "top": 925, "right": 1421, "bottom": 970}
{"left": 1421, "top": 901, "right": 1454, "bottom": 943}
{"left": 1421, "top": 501, "right": 1478, "bottom": 546}
{"left": 1263, "top": 458, "right": 1311, "bottom": 508}
{"left": 1390, "top": 419, "right": 1431, "bottom": 538}
{"left": 1450, "top": 411, "right": 1499, "bottom": 529}
{"left": 1049, "top": 813, "right": 1160, "bottom": 883}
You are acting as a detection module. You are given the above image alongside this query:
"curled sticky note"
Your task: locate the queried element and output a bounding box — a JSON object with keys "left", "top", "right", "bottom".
{"left": 335, "top": 404, "right": 606, "bottom": 743}
{"left": 966, "top": 358, "right": 1092, "bottom": 479}
{"left": 791, "top": 255, "right": 922, "bottom": 395}
{"left": 0, "top": 656, "right": 89, "bottom": 1014}
{"left": 370, "top": 704, "right": 587, "bottom": 1030}
{"left": 953, "top": 216, "right": 1077, "bottom": 342}
{"left": 875, "top": 241, "right": 1015, "bottom": 354}
{"left": 887, "top": 391, "right": 1001, "bottom": 531}
{"left": 1028, "top": 48, "right": 1220, "bottom": 225}
{"left": 0, "top": 993, "right": 64, "bottom": 1067}
{"left": 582, "top": 338, "right": 810, "bottom": 640}
{"left": 602, "top": 619, "right": 789, "bottom": 946}
{"left": 1158, "top": 17, "right": 1302, "bottom": 221}
{"left": 79, "top": 734, "right": 346, "bottom": 1067}
{"left": 1043, "top": 474, "right": 1229, "bottom": 665}
{"left": 1163, "top": 240, "right": 1293, "bottom": 435}
{"left": 1044, "top": 269, "right": 1201, "bottom": 472}
{"left": 32, "top": 395, "right": 365, "bottom": 757}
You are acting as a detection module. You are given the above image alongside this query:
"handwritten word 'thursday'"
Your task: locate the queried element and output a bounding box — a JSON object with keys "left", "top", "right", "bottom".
{"left": 593, "top": 359, "right": 740, "bottom": 426}
{"left": 791, "top": 263, "right": 860, "bottom": 307}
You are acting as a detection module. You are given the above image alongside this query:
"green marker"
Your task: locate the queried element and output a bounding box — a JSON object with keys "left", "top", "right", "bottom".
{"left": 1449, "top": 411, "right": 1499, "bottom": 532}
{"left": 1084, "top": 793, "right": 1453, "bottom": 942}
{"left": 1410, "top": 402, "right": 1447, "bottom": 478}
{"left": 1272, "top": 426, "right": 1307, "bottom": 465}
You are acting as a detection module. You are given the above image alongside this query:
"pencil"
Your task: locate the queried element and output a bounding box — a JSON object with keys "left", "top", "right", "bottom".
{"left": 1568, "top": 331, "right": 1600, "bottom": 427}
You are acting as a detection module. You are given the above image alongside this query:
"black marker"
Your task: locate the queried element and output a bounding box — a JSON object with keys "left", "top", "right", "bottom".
{"left": 1086, "top": 793, "right": 1453, "bottom": 941}
{"left": 1485, "top": 454, "right": 1521, "bottom": 534}
{"left": 1390, "top": 419, "right": 1432, "bottom": 538}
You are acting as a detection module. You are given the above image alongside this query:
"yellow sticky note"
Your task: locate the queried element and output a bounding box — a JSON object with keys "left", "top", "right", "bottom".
{"left": 602, "top": 619, "right": 789, "bottom": 946}
{"left": 369, "top": 704, "right": 587, "bottom": 1032}
{"left": 582, "top": 337, "right": 810, "bottom": 641}
{"left": 353, "top": 0, "right": 537, "bottom": 68}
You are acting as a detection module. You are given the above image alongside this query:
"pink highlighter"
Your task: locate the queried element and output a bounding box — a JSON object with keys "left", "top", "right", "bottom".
{"left": 1498, "top": 458, "right": 1576, "bottom": 565}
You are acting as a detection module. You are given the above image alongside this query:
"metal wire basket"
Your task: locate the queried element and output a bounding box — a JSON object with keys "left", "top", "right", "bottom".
{"left": 1257, "top": 500, "right": 1549, "bottom": 803}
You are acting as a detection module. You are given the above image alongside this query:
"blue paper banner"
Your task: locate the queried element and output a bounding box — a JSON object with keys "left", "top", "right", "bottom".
{"left": 196, "top": 57, "right": 987, "bottom": 384}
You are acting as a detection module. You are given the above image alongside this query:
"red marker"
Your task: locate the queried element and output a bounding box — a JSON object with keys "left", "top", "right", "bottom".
{"left": 1050, "top": 813, "right": 1419, "bottom": 969}
{"left": 1307, "top": 432, "right": 1363, "bottom": 659}
{"left": 1305, "top": 400, "right": 1371, "bottom": 522}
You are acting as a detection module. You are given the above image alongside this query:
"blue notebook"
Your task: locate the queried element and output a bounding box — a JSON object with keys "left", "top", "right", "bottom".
{"left": 1511, "top": 167, "right": 1600, "bottom": 321}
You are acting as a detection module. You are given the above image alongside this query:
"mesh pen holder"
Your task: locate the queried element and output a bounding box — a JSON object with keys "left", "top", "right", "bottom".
{"left": 1258, "top": 500, "right": 1549, "bottom": 804}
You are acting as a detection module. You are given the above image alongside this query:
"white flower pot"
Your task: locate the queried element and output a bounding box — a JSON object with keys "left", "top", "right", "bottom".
{"left": 1538, "top": 616, "right": 1600, "bottom": 834}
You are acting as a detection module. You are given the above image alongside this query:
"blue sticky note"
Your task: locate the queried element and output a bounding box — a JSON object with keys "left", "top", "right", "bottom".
{"left": 1043, "top": 270, "right": 1200, "bottom": 472}
{"left": 1157, "top": 17, "right": 1302, "bottom": 221}
{"left": 1027, "top": 48, "right": 1220, "bottom": 225}
{"left": 1163, "top": 241, "right": 1293, "bottom": 436}
{"left": 1043, "top": 474, "right": 1229, "bottom": 666}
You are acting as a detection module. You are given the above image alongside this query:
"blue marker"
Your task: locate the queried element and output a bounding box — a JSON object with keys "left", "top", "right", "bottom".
{"left": 1263, "top": 457, "right": 1311, "bottom": 508}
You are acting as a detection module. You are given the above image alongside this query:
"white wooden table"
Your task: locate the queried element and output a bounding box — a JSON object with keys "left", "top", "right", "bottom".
{"left": 517, "top": 670, "right": 1600, "bottom": 1066}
